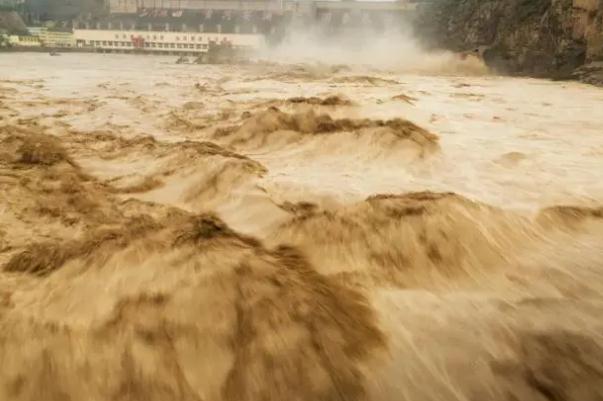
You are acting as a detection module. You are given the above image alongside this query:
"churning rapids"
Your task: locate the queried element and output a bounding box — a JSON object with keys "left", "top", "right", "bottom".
{"left": 1, "top": 53, "right": 603, "bottom": 401}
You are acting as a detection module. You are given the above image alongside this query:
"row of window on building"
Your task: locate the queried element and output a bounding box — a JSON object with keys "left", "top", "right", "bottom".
{"left": 86, "top": 40, "right": 209, "bottom": 50}
{"left": 113, "top": 33, "right": 212, "bottom": 42}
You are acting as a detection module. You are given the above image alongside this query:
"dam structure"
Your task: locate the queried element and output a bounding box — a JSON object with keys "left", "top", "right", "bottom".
{"left": 70, "top": 0, "right": 423, "bottom": 52}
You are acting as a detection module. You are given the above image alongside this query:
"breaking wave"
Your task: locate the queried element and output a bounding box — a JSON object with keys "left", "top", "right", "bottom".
{"left": 1, "top": 213, "right": 385, "bottom": 401}
{"left": 212, "top": 107, "right": 439, "bottom": 161}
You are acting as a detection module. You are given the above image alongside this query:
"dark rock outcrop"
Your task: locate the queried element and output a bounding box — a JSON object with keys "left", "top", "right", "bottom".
{"left": 571, "top": 60, "right": 603, "bottom": 85}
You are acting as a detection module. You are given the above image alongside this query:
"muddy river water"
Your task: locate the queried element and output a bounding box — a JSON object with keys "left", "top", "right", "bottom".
{"left": 1, "top": 53, "right": 603, "bottom": 400}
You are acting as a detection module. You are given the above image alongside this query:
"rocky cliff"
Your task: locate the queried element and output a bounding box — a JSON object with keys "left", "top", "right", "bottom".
{"left": 415, "top": 0, "right": 603, "bottom": 81}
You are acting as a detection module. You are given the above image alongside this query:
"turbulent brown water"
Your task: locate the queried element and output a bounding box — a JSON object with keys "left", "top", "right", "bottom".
{"left": 1, "top": 53, "right": 603, "bottom": 400}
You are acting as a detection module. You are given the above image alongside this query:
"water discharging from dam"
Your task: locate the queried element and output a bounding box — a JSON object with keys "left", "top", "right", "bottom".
{"left": 1, "top": 52, "right": 603, "bottom": 400}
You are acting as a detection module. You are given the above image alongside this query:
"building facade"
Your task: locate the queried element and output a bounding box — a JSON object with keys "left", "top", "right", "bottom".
{"left": 27, "top": 26, "right": 45, "bottom": 36}
{"left": 40, "top": 29, "right": 75, "bottom": 47}
{"left": 108, "top": 0, "right": 289, "bottom": 14}
{"left": 73, "top": 28, "right": 263, "bottom": 53}
{"left": 107, "top": 0, "right": 418, "bottom": 14}
{"left": 8, "top": 34, "right": 40, "bottom": 46}
{"left": 24, "top": 27, "right": 75, "bottom": 47}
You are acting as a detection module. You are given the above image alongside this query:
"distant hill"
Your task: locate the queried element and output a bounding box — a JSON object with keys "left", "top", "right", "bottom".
{"left": 0, "top": 10, "right": 27, "bottom": 34}
{"left": 23, "top": 0, "right": 106, "bottom": 21}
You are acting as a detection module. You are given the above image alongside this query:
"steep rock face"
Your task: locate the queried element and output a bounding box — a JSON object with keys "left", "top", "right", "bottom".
{"left": 575, "top": 0, "right": 603, "bottom": 59}
{"left": 415, "top": 0, "right": 603, "bottom": 79}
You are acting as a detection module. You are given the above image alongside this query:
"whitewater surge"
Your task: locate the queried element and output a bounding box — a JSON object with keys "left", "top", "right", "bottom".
{"left": 1, "top": 53, "right": 603, "bottom": 400}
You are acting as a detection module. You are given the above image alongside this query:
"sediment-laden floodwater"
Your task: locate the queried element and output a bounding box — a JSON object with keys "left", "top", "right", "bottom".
{"left": 1, "top": 53, "right": 603, "bottom": 400}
